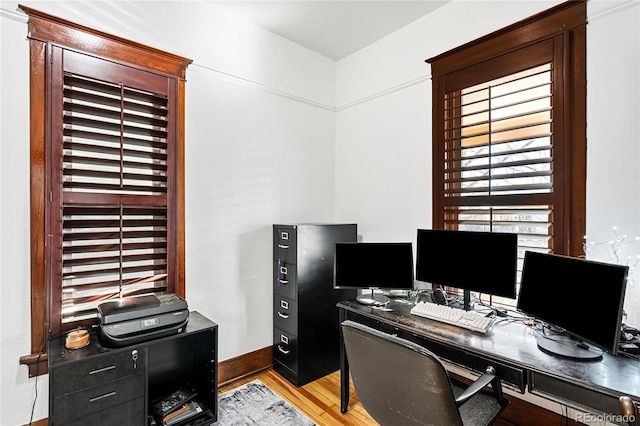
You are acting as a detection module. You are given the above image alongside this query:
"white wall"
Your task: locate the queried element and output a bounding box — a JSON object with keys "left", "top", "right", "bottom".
{"left": 585, "top": 0, "right": 640, "bottom": 328}
{"left": 334, "top": 0, "right": 564, "bottom": 244}
{"left": 0, "top": 1, "right": 336, "bottom": 424}
{"left": 335, "top": 82, "right": 431, "bottom": 242}
{"left": 335, "top": 0, "right": 640, "bottom": 325}
{"left": 0, "top": 5, "right": 33, "bottom": 426}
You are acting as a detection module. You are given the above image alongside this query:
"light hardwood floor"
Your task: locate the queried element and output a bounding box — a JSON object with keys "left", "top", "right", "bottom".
{"left": 218, "top": 368, "right": 579, "bottom": 426}
{"left": 218, "top": 369, "right": 378, "bottom": 426}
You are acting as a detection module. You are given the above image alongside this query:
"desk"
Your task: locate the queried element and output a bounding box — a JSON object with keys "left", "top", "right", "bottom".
{"left": 338, "top": 300, "right": 640, "bottom": 420}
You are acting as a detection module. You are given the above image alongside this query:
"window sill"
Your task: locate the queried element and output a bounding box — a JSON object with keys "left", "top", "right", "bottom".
{"left": 19, "top": 353, "right": 48, "bottom": 377}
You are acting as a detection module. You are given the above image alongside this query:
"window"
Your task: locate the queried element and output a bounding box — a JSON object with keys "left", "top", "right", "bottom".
{"left": 52, "top": 52, "right": 177, "bottom": 328}
{"left": 427, "top": 1, "right": 586, "bottom": 305}
{"left": 20, "top": 6, "right": 192, "bottom": 376}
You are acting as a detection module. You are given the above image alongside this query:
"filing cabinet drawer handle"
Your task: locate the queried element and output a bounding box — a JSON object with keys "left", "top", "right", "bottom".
{"left": 277, "top": 345, "right": 290, "bottom": 355}
{"left": 278, "top": 244, "right": 290, "bottom": 249}
{"left": 88, "top": 365, "right": 116, "bottom": 375}
{"left": 277, "top": 311, "right": 289, "bottom": 319}
{"left": 89, "top": 391, "right": 116, "bottom": 403}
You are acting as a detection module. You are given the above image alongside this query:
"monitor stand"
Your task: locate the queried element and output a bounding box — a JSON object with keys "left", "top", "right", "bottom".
{"left": 356, "top": 289, "right": 389, "bottom": 306}
{"left": 447, "top": 289, "right": 474, "bottom": 311}
{"left": 535, "top": 334, "right": 603, "bottom": 361}
{"left": 463, "top": 289, "right": 474, "bottom": 311}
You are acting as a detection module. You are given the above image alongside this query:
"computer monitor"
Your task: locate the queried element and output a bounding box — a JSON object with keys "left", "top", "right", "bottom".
{"left": 517, "top": 251, "right": 628, "bottom": 360}
{"left": 415, "top": 229, "right": 518, "bottom": 310}
{"left": 333, "top": 242, "right": 414, "bottom": 306}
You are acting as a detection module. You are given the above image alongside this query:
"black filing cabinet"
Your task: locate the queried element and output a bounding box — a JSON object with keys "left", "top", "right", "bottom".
{"left": 48, "top": 311, "right": 217, "bottom": 426}
{"left": 273, "top": 223, "right": 357, "bottom": 386}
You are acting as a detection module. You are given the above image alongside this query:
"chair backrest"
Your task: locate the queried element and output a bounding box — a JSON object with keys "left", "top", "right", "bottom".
{"left": 341, "top": 320, "right": 463, "bottom": 426}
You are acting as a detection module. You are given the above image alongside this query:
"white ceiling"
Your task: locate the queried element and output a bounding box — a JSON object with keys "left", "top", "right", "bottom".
{"left": 210, "top": 1, "right": 450, "bottom": 60}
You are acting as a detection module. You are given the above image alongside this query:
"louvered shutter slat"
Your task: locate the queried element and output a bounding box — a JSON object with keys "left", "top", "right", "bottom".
{"left": 60, "top": 71, "right": 172, "bottom": 325}
{"left": 443, "top": 65, "right": 553, "bottom": 198}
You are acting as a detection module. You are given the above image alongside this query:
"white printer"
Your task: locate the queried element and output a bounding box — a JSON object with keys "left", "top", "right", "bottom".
{"left": 97, "top": 293, "right": 189, "bottom": 348}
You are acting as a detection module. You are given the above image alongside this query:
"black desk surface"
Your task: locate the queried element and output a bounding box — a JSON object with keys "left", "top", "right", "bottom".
{"left": 337, "top": 300, "right": 640, "bottom": 404}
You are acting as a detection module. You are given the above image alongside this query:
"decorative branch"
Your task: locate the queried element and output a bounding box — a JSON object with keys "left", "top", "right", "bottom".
{"left": 583, "top": 226, "right": 640, "bottom": 287}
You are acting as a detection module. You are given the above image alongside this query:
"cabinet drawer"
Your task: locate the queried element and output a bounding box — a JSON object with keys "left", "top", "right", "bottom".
{"left": 274, "top": 262, "right": 296, "bottom": 300}
{"left": 58, "top": 396, "right": 146, "bottom": 426}
{"left": 273, "top": 327, "right": 297, "bottom": 373}
{"left": 53, "top": 372, "right": 145, "bottom": 423}
{"left": 273, "top": 296, "right": 297, "bottom": 335}
{"left": 529, "top": 371, "right": 620, "bottom": 417}
{"left": 274, "top": 227, "right": 297, "bottom": 265}
{"left": 52, "top": 347, "right": 144, "bottom": 396}
{"left": 387, "top": 325, "right": 526, "bottom": 393}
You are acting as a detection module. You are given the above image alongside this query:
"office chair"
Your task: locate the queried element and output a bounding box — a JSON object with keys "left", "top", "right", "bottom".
{"left": 620, "top": 396, "right": 638, "bottom": 426}
{"left": 341, "top": 320, "right": 509, "bottom": 426}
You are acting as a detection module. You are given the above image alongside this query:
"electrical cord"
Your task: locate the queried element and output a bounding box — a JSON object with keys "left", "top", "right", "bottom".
{"left": 529, "top": 320, "right": 571, "bottom": 343}
{"left": 473, "top": 298, "right": 528, "bottom": 322}
{"left": 28, "top": 327, "right": 91, "bottom": 425}
{"left": 29, "top": 344, "right": 45, "bottom": 426}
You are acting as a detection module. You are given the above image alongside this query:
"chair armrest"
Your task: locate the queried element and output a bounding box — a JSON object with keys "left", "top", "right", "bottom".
{"left": 619, "top": 396, "right": 638, "bottom": 426}
{"left": 455, "top": 372, "right": 497, "bottom": 406}
{"left": 455, "top": 366, "right": 507, "bottom": 407}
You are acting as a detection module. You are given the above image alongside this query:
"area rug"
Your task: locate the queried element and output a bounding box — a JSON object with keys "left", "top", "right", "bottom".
{"left": 214, "top": 379, "right": 316, "bottom": 425}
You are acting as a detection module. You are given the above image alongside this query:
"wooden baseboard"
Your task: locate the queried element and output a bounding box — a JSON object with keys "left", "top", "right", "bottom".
{"left": 218, "top": 346, "right": 272, "bottom": 388}
{"left": 24, "top": 419, "right": 47, "bottom": 426}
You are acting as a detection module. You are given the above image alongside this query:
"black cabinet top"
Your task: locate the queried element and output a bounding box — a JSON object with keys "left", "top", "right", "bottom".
{"left": 48, "top": 311, "right": 217, "bottom": 367}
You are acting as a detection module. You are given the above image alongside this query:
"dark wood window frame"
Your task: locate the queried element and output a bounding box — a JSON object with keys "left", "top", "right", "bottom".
{"left": 426, "top": 1, "right": 587, "bottom": 302}
{"left": 19, "top": 5, "right": 192, "bottom": 376}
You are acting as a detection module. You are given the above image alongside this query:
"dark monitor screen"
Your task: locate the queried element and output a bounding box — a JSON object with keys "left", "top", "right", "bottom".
{"left": 415, "top": 229, "right": 517, "bottom": 298}
{"left": 333, "top": 242, "right": 414, "bottom": 290}
{"left": 517, "top": 251, "right": 628, "bottom": 357}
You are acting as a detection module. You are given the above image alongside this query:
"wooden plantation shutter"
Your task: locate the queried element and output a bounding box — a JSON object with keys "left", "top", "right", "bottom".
{"left": 48, "top": 48, "right": 178, "bottom": 333}
{"left": 428, "top": 1, "right": 587, "bottom": 303}
{"left": 440, "top": 54, "right": 555, "bottom": 253}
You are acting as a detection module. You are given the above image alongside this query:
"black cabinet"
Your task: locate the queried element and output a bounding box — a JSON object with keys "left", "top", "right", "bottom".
{"left": 273, "top": 223, "right": 357, "bottom": 386}
{"left": 48, "top": 311, "right": 217, "bottom": 426}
